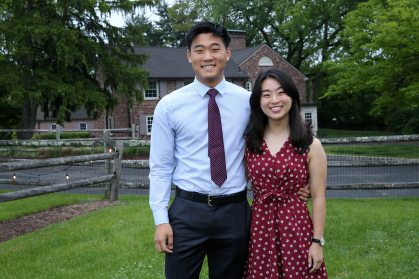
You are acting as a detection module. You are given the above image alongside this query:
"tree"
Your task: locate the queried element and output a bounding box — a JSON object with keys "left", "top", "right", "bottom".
{"left": 125, "top": 1, "right": 188, "bottom": 47}
{"left": 167, "top": 0, "right": 201, "bottom": 46}
{"left": 0, "top": 0, "right": 152, "bottom": 139}
{"left": 194, "top": 0, "right": 366, "bottom": 102}
{"left": 324, "top": 0, "right": 419, "bottom": 115}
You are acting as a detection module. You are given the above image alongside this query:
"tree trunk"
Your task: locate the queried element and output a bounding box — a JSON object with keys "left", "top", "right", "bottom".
{"left": 309, "top": 19, "right": 329, "bottom": 103}
{"left": 20, "top": 96, "right": 37, "bottom": 140}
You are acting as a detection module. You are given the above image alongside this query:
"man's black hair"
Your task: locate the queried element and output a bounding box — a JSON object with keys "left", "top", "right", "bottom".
{"left": 185, "top": 21, "right": 231, "bottom": 51}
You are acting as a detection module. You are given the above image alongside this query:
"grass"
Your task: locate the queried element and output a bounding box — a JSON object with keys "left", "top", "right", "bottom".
{"left": 324, "top": 144, "right": 419, "bottom": 159}
{"left": 0, "top": 190, "right": 105, "bottom": 222}
{"left": 318, "top": 128, "right": 396, "bottom": 138}
{"left": 0, "top": 192, "right": 418, "bottom": 279}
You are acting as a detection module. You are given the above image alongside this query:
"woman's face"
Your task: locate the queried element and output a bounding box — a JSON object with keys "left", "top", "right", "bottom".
{"left": 259, "top": 78, "right": 292, "bottom": 123}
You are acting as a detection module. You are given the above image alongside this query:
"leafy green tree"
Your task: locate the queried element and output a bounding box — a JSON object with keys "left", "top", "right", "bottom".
{"left": 125, "top": 1, "right": 187, "bottom": 47}
{"left": 324, "top": 0, "right": 419, "bottom": 115}
{"left": 0, "top": 0, "right": 152, "bottom": 139}
{"left": 194, "top": 0, "right": 366, "bottom": 102}
{"left": 167, "top": 0, "right": 200, "bottom": 46}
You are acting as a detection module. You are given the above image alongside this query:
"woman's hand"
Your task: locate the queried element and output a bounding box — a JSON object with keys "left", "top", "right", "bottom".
{"left": 308, "top": 243, "right": 324, "bottom": 273}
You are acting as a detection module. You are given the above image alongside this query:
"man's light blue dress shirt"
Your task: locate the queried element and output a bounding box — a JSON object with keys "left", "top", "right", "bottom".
{"left": 149, "top": 78, "right": 251, "bottom": 225}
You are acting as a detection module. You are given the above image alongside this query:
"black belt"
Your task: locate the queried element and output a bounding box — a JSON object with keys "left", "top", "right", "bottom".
{"left": 175, "top": 187, "right": 247, "bottom": 207}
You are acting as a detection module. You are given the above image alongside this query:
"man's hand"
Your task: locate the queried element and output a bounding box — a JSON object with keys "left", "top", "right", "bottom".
{"left": 154, "top": 223, "right": 174, "bottom": 253}
{"left": 298, "top": 182, "right": 311, "bottom": 203}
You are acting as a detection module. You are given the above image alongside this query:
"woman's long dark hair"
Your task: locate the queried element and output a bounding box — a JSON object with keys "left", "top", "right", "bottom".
{"left": 246, "top": 68, "right": 313, "bottom": 154}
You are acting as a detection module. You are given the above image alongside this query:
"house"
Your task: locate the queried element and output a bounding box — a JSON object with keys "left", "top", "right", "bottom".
{"left": 36, "top": 31, "right": 318, "bottom": 137}
{"left": 228, "top": 31, "right": 318, "bottom": 134}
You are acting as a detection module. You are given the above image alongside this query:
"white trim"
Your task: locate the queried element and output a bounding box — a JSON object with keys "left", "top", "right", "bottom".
{"left": 79, "top": 122, "right": 87, "bottom": 130}
{"left": 144, "top": 81, "right": 159, "bottom": 100}
{"left": 51, "top": 124, "right": 57, "bottom": 130}
{"left": 146, "top": 115, "right": 154, "bottom": 135}
{"left": 245, "top": 81, "right": 252, "bottom": 92}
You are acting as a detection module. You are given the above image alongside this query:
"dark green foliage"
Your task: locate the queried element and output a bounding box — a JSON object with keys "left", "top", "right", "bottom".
{"left": 318, "top": 88, "right": 387, "bottom": 131}
{"left": 0, "top": 0, "right": 152, "bottom": 139}
{"left": 387, "top": 108, "right": 419, "bottom": 135}
{"left": 34, "top": 132, "right": 92, "bottom": 139}
{"left": 1, "top": 132, "right": 12, "bottom": 140}
{"left": 126, "top": 1, "right": 189, "bottom": 47}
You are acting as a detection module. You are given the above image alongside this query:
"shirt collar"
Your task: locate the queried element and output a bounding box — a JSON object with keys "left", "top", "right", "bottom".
{"left": 193, "top": 77, "right": 226, "bottom": 98}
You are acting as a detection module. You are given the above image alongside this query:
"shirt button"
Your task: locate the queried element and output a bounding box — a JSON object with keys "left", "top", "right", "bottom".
{"left": 213, "top": 190, "right": 217, "bottom": 193}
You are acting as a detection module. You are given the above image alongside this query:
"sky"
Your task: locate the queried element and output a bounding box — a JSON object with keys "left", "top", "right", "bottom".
{"left": 106, "top": 1, "right": 175, "bottom": 27}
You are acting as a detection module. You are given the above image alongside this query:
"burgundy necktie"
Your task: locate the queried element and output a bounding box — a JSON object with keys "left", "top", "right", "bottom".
{"left": 207, "top": 88, "right": 227, "bottom": 187}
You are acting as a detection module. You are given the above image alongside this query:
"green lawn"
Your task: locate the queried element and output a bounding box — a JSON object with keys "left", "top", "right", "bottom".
{"left": 318, "top": 128, "right": 396, "bottom": 138}
{"left": 0, "top": 192, "right": 418, "bottom": 279}
{"left": 324, "top": 144, "right": 419, "bottom": 159}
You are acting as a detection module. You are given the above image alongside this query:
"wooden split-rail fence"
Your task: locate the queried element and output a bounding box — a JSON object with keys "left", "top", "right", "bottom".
{"left": 0, "top": 142, "right": 123, "bottom": 203}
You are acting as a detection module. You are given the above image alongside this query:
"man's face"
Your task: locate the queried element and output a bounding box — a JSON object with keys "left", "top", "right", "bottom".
{"left": 187, "top": 33, "right": 231, "bottom": 88}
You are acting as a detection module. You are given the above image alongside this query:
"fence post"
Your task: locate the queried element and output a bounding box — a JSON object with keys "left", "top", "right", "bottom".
{"left": 103, "top": 129, "right": 112, "bottom": 199}
{"left": 132, "top": 124, "right": 136, "bottom": 140}
{"left": 110, "top": 141, "right": 123, "bottom": 201}
{"left": 56, "top": 125, "right": 60, "bottom": 140}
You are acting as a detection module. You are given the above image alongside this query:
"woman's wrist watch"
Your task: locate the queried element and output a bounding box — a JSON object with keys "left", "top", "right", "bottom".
{"left": 312, "top": 238, "right": 325, "bottom": 246}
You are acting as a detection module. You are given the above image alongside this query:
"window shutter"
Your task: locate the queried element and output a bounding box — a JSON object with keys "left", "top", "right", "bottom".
{"left": 139, "top": 114, "right": 147, "bottom": 135}
{"left": 160, "top": 81, "right": 168, "bottom": 98}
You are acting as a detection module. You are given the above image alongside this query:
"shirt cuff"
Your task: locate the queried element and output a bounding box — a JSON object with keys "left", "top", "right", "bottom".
{"left": 153, "top": 209, "right": 170, "bottom": 226}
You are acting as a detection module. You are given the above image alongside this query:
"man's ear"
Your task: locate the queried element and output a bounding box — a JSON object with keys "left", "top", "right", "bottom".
{"left": 187, "top": 50, "right": 191, "bottom": 63}
{"left": 226, "top": 47, "right": 231, "bottom": 61}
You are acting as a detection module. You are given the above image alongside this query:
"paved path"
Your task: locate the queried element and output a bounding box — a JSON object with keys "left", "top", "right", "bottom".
{"left": 1, "top": 161, "right": 418, "bottom": 199}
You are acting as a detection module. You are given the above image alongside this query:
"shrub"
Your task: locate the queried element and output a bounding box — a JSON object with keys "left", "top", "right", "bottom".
{"left": 38, "top": 147, "right": 62, "bottom": 157}
{"left": 71, "top": 147, "right": 93, "bottom": 156}
{"left": 35, "top": 132, "right": 92, "bottom": 139}
{"left": 2, "top": 132, "right": 12, "bottom": 140}
{"left": 6, "top": 146, "right": 19, "bottom": 157}
{"left": 388, "top": 108, "right": 419, "bottom": 134}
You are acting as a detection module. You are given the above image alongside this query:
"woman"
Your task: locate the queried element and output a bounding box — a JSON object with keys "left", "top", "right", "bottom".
{"left": 243, "top": 68, "right": 328, "bottom": 279}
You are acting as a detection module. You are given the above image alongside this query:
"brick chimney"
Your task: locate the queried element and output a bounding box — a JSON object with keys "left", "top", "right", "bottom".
{"left": 228, "top": 30, "right": 247, "bottom": 51}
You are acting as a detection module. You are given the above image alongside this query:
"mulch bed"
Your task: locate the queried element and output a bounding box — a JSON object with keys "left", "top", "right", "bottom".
{"left": 0, "top": 200, "right": 124, "bottom": 243}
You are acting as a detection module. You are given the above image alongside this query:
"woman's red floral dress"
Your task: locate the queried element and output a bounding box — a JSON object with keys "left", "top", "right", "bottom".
{"left": 243, "top": 138, "right": 327, "bottom": 279}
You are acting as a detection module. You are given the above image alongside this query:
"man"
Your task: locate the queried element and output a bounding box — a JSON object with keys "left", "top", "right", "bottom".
{"left": 149, "top": 22, "right": 310, "bottom": 279}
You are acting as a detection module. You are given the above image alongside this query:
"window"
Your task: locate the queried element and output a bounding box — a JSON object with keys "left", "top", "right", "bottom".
{"left": 258, "top": 56, "right": 274, "bottom": 67}
{"left": 108, "top": 116, "right": 113, "bottom": 129}
{"left": 146, "top": 115, "right": 153, "bottom": 135}
{"left": 80, "top": 122, "right": 87, "bottom": 130}
{"left": 305, "top": 112, "right": 313, "bottom": 125}
{"left": 245, "top": 81, "right": 252, "bottom": 92}
{"left": 51, "top": 124, "right": 57, "bottom": 130}
{"left": 145, "top": 81, "right": 159, "bottom": 99}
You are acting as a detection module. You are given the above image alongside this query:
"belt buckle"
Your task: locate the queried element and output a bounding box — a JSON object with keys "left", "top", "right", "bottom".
{"left": 208, "top": 195, "right": 217, "bottom": 206}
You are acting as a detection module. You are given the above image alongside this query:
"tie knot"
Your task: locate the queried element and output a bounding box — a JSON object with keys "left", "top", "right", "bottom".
{"left": 207, "top": 88, "right": 218, "bottom": 98}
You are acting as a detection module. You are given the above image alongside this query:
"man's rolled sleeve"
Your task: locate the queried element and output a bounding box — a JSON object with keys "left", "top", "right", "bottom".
{"left": 149, "top": 100, "right": 175, "bottom": 226}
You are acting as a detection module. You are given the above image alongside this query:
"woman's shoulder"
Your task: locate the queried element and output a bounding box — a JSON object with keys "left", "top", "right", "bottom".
{"left": 310, "top": 136, "right": 322, "bottom": 148}
{"left": 308, "top": 137, "right": 326, "bottom": 158}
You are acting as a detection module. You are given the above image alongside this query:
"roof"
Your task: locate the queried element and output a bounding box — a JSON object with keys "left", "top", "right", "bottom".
{"left": 134, "top": 46, "right": 248, "bottom": 79}
{"left": 230, "top": 45, "right": 263, "bottom": 65}
{"left": 231, "top": 44, "right": 309, "bottom": 80}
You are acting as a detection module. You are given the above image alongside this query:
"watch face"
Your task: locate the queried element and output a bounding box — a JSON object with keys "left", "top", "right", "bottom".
{"left": 320, "top": 238, "right": 325, "bottom": 246}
